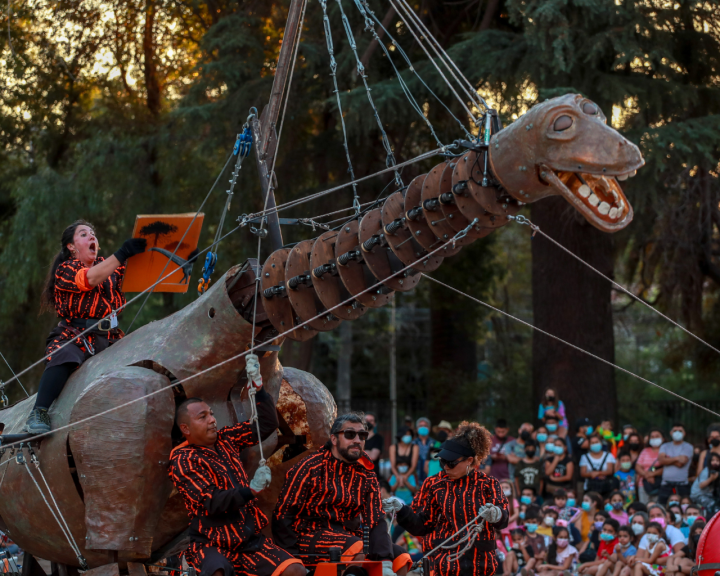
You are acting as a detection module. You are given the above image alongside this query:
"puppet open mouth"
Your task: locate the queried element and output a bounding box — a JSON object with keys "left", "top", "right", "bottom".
{"left": 540, "top": 165, "right": 635, "bottom": 231}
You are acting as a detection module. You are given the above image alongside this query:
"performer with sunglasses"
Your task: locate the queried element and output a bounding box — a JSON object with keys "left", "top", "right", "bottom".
{"left": 382, "top": 421, "right": 509, "bottom": 576}
{"left": 273, "top": 413, "right": 412, "bottom": 576}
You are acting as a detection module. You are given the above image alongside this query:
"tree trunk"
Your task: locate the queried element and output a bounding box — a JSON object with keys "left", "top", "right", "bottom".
{"left": 143, "top": 0, "right": 161, "bottom": 118}
{"left": 531, "top": 197, "right": 617, "bottom": 426}
{"left": 335, "top": 321, "right": 352, "bottom": 414}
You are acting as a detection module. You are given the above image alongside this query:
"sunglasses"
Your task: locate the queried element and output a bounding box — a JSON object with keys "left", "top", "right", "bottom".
{"left": 339, "top": 429, "right": 369, "bottom": 441}
{"left": 440, "top": 457, "right": 465, "bottom": 469}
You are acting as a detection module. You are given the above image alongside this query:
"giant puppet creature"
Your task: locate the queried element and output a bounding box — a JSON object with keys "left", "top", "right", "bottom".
{"left": 0, "top": 94, "right": 643, "bottom": 574}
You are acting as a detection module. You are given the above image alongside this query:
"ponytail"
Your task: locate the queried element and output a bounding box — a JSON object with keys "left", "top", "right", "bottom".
{"left": 41, "top": 220, "right": 94, "bottom": 312}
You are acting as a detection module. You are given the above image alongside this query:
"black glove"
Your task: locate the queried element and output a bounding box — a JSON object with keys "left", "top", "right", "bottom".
{"left": 114, "top": 238, "right": 147, "bottom": 263}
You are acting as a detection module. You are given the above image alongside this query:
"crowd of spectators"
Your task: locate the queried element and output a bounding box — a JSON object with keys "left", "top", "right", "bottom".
{"left": 372, "top": 389, "right": 718, "bottom": 575}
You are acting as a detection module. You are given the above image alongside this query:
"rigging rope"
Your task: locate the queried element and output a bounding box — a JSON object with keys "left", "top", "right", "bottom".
{"left": 386, "top": 0, "right": 478, "bottom": 125}
{"left": 354, "top": 0, "right": 471, "bottom": 141}
{"left": 0, "top": 221, "right": 480, "bottom": 453}
{"left": 336, "top": 0, "right": 403, "bottom": 189}
{"left": 319, "top": 0, "right": 361, "bottom": 214}
{"left": 422, "top": 273, "right": 720, "bottom": 419}
{"left": 393, "top": 0, "right": 489, "bottom": 112}
{"left": 510, "top": 215, "right": 720, "bottom": 360}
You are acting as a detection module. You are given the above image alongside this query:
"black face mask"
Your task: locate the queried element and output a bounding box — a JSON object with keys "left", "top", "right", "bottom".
{"left": 436, "top": 431, "right": 448, "bottom": 443}
{"left": 710, "top": 463, "right": 720, "bottom": 470}
{"left": 546, "top": 395, "right": 555, "bottom": 402}
{"left": 525, "top": 449, "right": 536, "bottom": 457}
{"left": 692, "top": 533, "right": 701, "bottom": 544}
{"left": 521, "top": 430, "right": 531, "bottom": 441}
{"left": 629, "top": 442, "right": 640, "bottom": 451}
{"left": 710, "top": 438, "right": 720, "bottom": 447}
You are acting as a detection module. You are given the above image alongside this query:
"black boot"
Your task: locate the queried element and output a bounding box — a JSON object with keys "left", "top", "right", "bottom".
{"left": 23, "top": 408, "right": 51, "bottom": 434}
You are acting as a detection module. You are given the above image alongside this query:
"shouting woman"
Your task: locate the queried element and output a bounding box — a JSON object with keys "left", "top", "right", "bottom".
{"left": 24, "top": 220, "right": 146, "bottom": 434}
{"left": 383, "top": 421, "right": 509, "bottom": 576}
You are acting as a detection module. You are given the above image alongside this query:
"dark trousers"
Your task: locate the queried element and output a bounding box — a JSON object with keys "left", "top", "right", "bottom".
{"left": 658, "top": 481, "right": 690, "bottom": 505}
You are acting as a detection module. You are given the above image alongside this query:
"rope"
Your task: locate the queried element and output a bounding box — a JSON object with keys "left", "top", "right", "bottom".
{"left": 386, "top": 0, "right": 478, "bottom": 124}
{"left": 422, "top": 273, "right": 720, "bottom": 419}
{"left": 319, "top": 0, "right": 361, "bottom": 213}
{"left": 510, "top": 215, "right": 720, "bottom": 360}
{"left": 393, "top": 0, "right": 489, "bottom": 112}
{"left": 0, "top": 225, "right": 242, "bottom": 392}
{"left": 353, "top": 0, "right": 471, "bottom": 141}
{"left": 336, "top": 0, "right": 403, "bottom": 189}
{"left": 127, "top": 150, "right": 236, "bottom": 332}
{"left": 411, "top": 510, "right": 486, "bottom": 568}
{"left": 0, "top": 351, "right": 28, "bottom": 397}
{"left": 0, "top": 220, "right": 479, "bottom": 452}
{"left": 21, "top": 450, "right": 87, "bottom": 569}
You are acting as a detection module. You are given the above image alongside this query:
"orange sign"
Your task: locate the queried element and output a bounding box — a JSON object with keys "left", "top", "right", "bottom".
{"left": 122, "top": 213, "right": 205, "bottom": 293}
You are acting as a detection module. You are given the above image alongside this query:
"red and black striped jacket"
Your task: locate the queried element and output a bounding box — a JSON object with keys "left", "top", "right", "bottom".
{"left": 397, "top": 469, "right": 509, "bottom": 572}
{"left": 272, "top": 445, "right": 393, "bottom": 559}
{"left": 168, "top": 390, "right": 278, "bottom": 552}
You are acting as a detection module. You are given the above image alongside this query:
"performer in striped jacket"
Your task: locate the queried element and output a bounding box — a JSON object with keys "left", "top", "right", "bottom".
{"left": 272, "top": 412, "right": 412, "bottom": 575}
{"left": 169, "top": 390, "right": 305, "bottom": 576}
{"left": 383, "top": 422, "right": 509, "bottom": 576}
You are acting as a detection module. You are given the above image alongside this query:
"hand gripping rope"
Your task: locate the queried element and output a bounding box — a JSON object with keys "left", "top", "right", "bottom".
{"left": 244, "top": 353, "right": 266, "bottom": 467}
{"left": 199, "top": 118, "right": 254, "bottom": 295}
{"left": 410, "top": 511, "right": 487, "bottom": 570}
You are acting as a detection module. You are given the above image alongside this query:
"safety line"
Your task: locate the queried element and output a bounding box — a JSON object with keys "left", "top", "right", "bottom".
{"left": 0, "top": 220, "right": 479, "bottom": 452}
{"left": 0, "top": 225, "right": 242, "bottom": 392}
{"left": 126, "top": 150, "right": 236, "bottom": 332}
{"left": 422, "top": 274, "right": 720, "bottom": 419}
{"left": 358, "top": 1, "right": 472, "bottom": 139}
{"left": 0, "top": 351, "right": 28, "bottom": 397}
{"left": 387, "top": 0, "right": 478, "bottom": 124}
{"left": 393, "top": 0, "right": 489, "bottom": 111}
{"left": 510, "top": 215, "right": 720, "bottom": 360}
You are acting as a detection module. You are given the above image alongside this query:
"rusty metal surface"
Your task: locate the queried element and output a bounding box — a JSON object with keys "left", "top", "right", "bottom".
{"left": 381, "top": 191, "right": 443, "bottom": 272}
{"left": 436, "top": 162, "right": 494, "bottom": 243}
{"left": 285, "top": 239, "right": 342, "bottom": 332}
{"left": 334, "top": 220, "right": 393, "bottom": 309}
{"left": 451, "top": 156, "right": 505, "bottom": 229}
{"left": 421, "top": 163, "right": 471, "bottom": 246}
{"left": 488, "top": 93, "right": 642, "bottom": 232}
{"left": 358, "top": 209, "right": 421, "bottom": 292}
{"left": 405, "top": 174, "right": 462, "bottom": 257}
{"left": 310, "top": 231, "right": 366, "bottom": 321}
{"left": 262, "top": 249, "right": 317, "bottom": 342}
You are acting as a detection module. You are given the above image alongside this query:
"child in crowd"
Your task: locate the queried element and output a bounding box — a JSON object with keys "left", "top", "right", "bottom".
{"left": 538, "top": 507, "right": 559, "bottom": 537}
{"left": 502, "top": 479, "right": 521, "bottom": 533}
{"left": 579, "top": 518, "right": 619, "bottom": 573}
{"left": 521, "top": 487, "right": 539, "bottom": 507}
{"left": 525, "top": 506, "right": 549, "bottom": 562}
{"left": 666, "top": 520, "right": 705, "bottom": 576}
{"left": 536, "top": 526, "right": 578, "bottom": 575}
{"left": 682, "top": 504, "right": 701, "bottom": 539}
{"left": 503, "top": 528, "right": 536, "bottom": 576}
{"left": 596, "top": 525, "right": 637, "bottom": 576}
{"left": 635, "top": 522, "right": 671, "bottom": 576}
{"left": 538, "top": 388, "right": 569, "bottom": 438}
{"left": 605, "top": 491, "right": 629, "bottom": 525}
{"left": 614, "top": 452, "right": 636, "bottom": 506}
{"left": 516, "top": 442, "right": 544, "bottom": 499}
{"left": 552, "top": 488, "right": 578, "bottom": 522}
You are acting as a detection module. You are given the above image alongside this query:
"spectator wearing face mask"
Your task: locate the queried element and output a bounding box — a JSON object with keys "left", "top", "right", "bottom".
{"left": 614, "top": 451, "right": 636, "bottom": 506}
{"left": 574, "top": 418, "right": 594, "bottom": 469}
{"left": 489, "top": 418, "right": 514, "bottom": 480}
{"left": 581, "top": 434, "right": 617, "bottom": 498}
{"left": 542, "top": 439, "right": 572, "bottom": 500}
{"left": 690, "top": 451, "right": 720, "bottom": 515}
{"left": 389, "top": 426, "right": 419, "bottom": 503}
{"left": 574, "top": 491, "right": 603, "bottom": 548}
{"left": 537, "top": 507, "right": 559, "bottom": 537}
{"left": 578, "top": 518, "right": 619, "bottom": 574}
{"left": 618, "top": 425, "right": 638, "bottom": 450}
{"left": 536, "top": 525, "right": 578, "bottom": 576}
{"left": 501, "top": 479, "right": 521, "bottom": 532}
{"left": 598, "top": 420, "right": 621, "bottom": 457}
{"left": 551, "top": 488, "right": 579, "bottom": 523}
{"left": 666, "top": 504, "right": 685, "bottom": 539}
{"left": 624, "top": 432, "right": 643, "bottom": 466}
{"left": 523, "top": 506, "right": 548, "bottom": 562}
{"left": 680, "top": 504, "right": 701, "bottom": 539}
{"left": 629, "top": 512, "right": 648, "bottom": 548}
{"left": 539, "top": 388, "right": 569, "bottom": 438}
{"left": 635, "top": 429, "right": 665, "bottom": 504}
{"left": 657, "top": 424, "right": 693, "bottom": 505}
{"left": 696, "top": 423, "right": 720, "bottom": 476}
{"left": 515, "top": 440, "right": 544, "bottom": 500}
{"left": 413, "top": 416, "right": 438, "bottom": 484}
{"left": 433, "top": 420, "right": 453, "bottom": 443}
{"left": 645, "top": 504, "right": 685, "bottom": 554}
{"left": 633, "top": 522, "right": 671, "bottom": 576}
{"left": 544, "top": 414, "right": 562, "bottom": 451}
{"left": 363, "top": 413, "right": 384, "bottom": 477}
{"left": 604, "top": 491, "right": 629, "bottom": 525}
{"left": 506, "top": 422, "right": 535, "bottom": 479}
{"left": 665, "top": 519, "right": 705, "bottom": 576}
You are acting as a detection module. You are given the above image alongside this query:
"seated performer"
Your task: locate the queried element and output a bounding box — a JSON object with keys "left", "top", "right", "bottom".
{"left": 272, "top": 413, "right": 412, "bottom": 576}
{"left": 169, "top": 387, "right": 305, "bottom": 576}
{"left": 25, "top": 220, "right": 146, "bottom": 434}
{"left": 383, "top": 421, "right": 509, "bottom": 576}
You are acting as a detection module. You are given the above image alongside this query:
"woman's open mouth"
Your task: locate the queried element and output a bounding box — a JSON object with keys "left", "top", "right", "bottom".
{"left": 89, "top": 242, "right": 97, "bottom": 255}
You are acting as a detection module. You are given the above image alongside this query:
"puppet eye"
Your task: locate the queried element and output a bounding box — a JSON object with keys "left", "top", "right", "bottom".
{"left": 553, "top": 115, "right": 573, "bottom": 131}
{"left": 583, "top": 102, "right": 598, "bottom": 115}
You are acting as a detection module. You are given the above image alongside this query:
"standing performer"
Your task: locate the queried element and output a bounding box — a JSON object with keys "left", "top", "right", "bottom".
{"left": 383, "top": 421, "right": 509, "bottom": 576}
{"left": 24, "top": 220, "right": 146, "bottom": 433}
{"left": 272, "top": 413, "right": 412, "bottom": 576}
{"left": 169, "top": 390, "right": 305, "bottom": 576}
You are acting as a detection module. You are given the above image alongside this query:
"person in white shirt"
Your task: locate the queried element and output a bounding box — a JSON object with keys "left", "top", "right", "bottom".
{"left": 638, "top": 504, "right": 686, "bottom": 553}
{"left": 580, "top": 434, "right": 617, "bottom": 497}
{"left": 536, "top": 526, "right": 578, "bottom": 574}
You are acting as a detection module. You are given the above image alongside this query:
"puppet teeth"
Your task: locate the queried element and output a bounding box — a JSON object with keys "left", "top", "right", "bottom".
{"left": 598, "top": 202, "right": 611, "bottom": 215}
{"left": 617, "top": 173, "right": 629, "bottom": 181}
{"left": 609, "top": 207, "right": 619, "bottom": 219}
{"left": 578, "top": 184, "right": 592, "bottom": 198}
{"left": 588, "top": 193, "right": 600, "bottom": 207}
